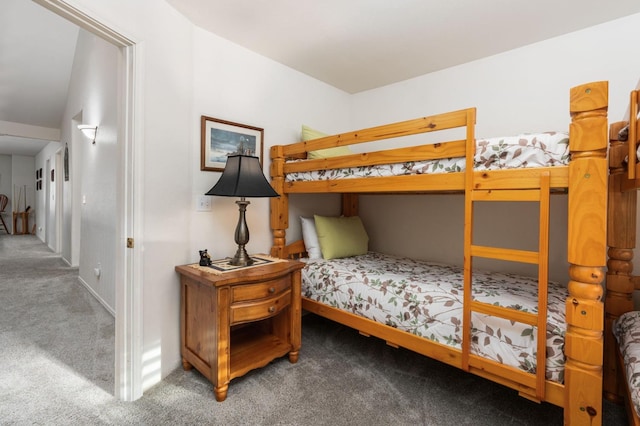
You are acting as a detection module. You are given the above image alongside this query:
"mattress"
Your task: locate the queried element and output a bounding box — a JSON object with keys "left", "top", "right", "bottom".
{"left": 286, "top": 132, "right": 569, "bottom": 182}
{"left": 302, "top": 252, "right": 567, "bottom": 382}
{"left": 613, "top": 311, "right": 640, "bottom": 417}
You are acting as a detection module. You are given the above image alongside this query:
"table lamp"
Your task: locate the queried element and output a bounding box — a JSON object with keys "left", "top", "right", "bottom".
{"left": 205, "top": 154, "right": 278, "bottom": 266}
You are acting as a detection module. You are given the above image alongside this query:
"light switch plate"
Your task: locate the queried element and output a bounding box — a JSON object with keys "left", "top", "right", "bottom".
{"left": 196, "top": 195, "right": 212, "bottom": 212}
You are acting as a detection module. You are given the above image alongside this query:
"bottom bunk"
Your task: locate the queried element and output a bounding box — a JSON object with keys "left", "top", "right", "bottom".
{"left": 291, "top": 244, "right": 566, "bottom": 406}
{"left": 613, "top": 311, "right": 640, "bottom": 425}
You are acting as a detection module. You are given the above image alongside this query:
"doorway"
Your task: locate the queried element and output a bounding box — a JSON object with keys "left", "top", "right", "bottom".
{"left": 45, "top": 157, "right": 51, "bottom": 247}
{"left": 34, "top": 0, "right": 143, "bottom": 401}
{"left": 44, "top": 151, "right": 62, "bottom": 252}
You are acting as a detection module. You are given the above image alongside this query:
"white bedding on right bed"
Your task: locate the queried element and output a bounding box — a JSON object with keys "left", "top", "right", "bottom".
{"left": 613, "top": 311, "right": 640, "bottom": 417}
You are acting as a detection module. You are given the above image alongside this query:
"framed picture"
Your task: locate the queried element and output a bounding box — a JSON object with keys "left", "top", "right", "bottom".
{"left": 64, "top": 143, "right": 69, "bottom": 181}
{"left": 200, "top": 116, "right": 264, "bottom": 172}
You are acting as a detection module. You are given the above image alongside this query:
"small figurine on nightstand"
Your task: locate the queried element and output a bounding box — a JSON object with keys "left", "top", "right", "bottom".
{"left": 199, "top": 249, "right": 212, "bottom": 266}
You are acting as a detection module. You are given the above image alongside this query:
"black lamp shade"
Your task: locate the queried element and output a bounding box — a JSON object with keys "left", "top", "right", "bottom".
{"left": 205, "top": 155, "right": 278, "bottom": 198}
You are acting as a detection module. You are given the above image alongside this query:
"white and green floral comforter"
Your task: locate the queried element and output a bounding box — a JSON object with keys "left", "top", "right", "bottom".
{"left": 302, "top": 252, "right": 568, "bottom": 383}
{"left": 613, "top": 311, "right": 640, "bottom": 417}
{"left": 287, "top": 132, "right": 569, "bottom": 182}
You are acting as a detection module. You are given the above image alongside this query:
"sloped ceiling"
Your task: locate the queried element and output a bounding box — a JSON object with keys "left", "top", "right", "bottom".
{"left": 0, "top": 0, "right": 78, "bottom": 156}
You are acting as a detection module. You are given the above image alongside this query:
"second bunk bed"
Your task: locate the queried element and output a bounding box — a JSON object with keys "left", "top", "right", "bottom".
{"left": 270, "top": 81, "right": 609, "bottom": 425}
{"left": 605, "top": 87, "right": 640, "bottom": 425}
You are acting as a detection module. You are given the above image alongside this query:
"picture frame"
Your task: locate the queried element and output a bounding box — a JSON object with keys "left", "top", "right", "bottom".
{"left": 200, "top": 116, "right": 264, "bottom": 172}
{"left": 64, "top": 143, "right": 69, "bottom": 181}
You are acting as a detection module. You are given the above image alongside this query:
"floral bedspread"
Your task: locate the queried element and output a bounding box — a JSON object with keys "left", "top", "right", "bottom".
{"left": 302, "top": 252, "right": 568, "bottom": 383}
{"left": 286, "top": 132, "right": 569, "bottom": 182}
{"left": 613, "top": 311, "right": 640, "bottom": 417}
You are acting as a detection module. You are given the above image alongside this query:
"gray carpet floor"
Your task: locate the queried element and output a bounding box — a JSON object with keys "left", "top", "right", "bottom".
{"left": 0, "top": 234, "right": 628, "bottom": 425}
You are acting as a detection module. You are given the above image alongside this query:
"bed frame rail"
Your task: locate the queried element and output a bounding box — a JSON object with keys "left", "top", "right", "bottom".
{"left": 627, "top": 90, "right": 640, "bottom": 180}
{"left": 278, "top": 109, "right": 473, "bottom": 158}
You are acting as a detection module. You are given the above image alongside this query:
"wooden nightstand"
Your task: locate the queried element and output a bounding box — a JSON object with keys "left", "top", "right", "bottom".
{"left": 175, "top": 257, "right": 304, "bottom": 401}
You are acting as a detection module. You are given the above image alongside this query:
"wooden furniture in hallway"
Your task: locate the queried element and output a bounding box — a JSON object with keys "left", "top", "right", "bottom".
{"left": 12, "top": 211, "right": 30, "bottom": 235}
{"left": 0, "top": 194, "right": 8, "bottom": 233}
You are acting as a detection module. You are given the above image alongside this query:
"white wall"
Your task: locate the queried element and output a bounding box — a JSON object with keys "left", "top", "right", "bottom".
{"left": 56, "top": 29, "right": 119, "bottom": 311}
{"left": 352, "top": 13, "right": 640, "bottom": 283}
{"left": 191, "top": 28, "right": 351, "bottom": 261}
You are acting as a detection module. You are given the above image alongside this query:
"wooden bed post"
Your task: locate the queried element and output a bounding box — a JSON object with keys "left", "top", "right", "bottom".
{"left": 604, "top": 121, "right": 637, "bottom": 403}
{"left": 270, "top": 145, "right": 288, "bottom": 258}
{"left": 565, "top": 81, "right": 608, "bottom": 425}
{"left": 342, "top": 193, "right": 359, "bottom": 217}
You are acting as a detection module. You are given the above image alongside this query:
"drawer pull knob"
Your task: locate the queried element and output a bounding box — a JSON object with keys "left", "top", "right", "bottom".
{"left": 268, "top": 306, "right": 276, "bottom": 313}
{"left": 268, "top": 287, "right": 276, "bottom": 293}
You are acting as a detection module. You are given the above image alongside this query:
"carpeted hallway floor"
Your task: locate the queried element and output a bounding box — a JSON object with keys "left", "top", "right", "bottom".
{"left": 0, "top": 234, "right": 628, "bottom": 425}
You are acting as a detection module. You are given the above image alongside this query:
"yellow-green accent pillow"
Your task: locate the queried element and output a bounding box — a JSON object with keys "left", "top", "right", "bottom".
{"left": 302, "top": 125, "right": 327, "bottom": 141}
{"left": 314, "top": 215, "right": 369, "bottom": 259}
{"left": 302, "top": 125, "right": 352, "bottom": 159}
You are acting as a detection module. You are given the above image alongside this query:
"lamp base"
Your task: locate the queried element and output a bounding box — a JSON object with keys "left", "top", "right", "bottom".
{"left": 228, "top": 198, "right": 254, "bottom": 267}
{"left": 229, "top": 246, "right": 254, "bottom": 267}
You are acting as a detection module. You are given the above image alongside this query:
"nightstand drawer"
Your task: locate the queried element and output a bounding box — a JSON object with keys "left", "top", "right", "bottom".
{"left": 231, "top": 276, "right": 290, "bottom": 302}
{"left": 230, "top": 290, "right": 291, "bottom": 324}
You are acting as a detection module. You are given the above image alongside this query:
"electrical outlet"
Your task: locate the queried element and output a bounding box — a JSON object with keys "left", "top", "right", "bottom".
{"left": 196, "top": 195, "right": 212, "bottom": 212}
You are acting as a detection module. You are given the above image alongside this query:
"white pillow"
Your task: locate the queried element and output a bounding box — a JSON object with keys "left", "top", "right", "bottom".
{"left": 300, "top": 216, "right": 322, "bottom": 259}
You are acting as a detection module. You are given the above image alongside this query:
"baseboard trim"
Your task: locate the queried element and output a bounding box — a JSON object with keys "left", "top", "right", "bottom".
{"left": 77, "top": 276, "right": 115, "bottom": 317}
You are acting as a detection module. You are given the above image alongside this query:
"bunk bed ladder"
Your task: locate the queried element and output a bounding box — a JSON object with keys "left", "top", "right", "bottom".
{"left": 462, "top": 172, "right": 550, "bottom": 401}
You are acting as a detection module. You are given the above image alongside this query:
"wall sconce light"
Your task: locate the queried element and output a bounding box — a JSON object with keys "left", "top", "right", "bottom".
{"left": 77, "top": 124, "right": 98, "bottom": 144}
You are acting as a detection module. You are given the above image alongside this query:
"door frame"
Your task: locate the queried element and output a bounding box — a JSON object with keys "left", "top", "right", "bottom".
{"left": 54, "top": 148, "right": 63, "bottom": 253}
{"left": 44, "top": 157, "right": 51, "bottom": 245}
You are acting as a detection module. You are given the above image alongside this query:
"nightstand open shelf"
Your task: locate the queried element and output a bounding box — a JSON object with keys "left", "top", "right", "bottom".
{"left": 229, "top": 322, "right": 292, "bottom": 380}
{"left": 175, "top": 259, "right": 303, "bottom": 401}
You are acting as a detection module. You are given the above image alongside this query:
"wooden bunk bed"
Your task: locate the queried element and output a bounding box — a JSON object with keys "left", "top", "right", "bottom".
{"left": 605, "top": 87, "right": 640, "bottom": 425}
{"left": 270, "top": 81, "right": 609, "bottom": 425}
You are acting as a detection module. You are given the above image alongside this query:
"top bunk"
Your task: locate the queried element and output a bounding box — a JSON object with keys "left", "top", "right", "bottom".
{"left": 612, "top": 88, "right": 640, "bottom": 188}
{"left": 270, "top": 81, "right": 609, "bottom": 195}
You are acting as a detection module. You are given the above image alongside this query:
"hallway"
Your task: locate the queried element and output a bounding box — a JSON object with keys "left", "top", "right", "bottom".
{"left": 0, "top": 234, "right": 114, "bottom": 421}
